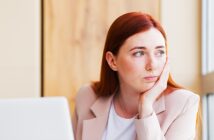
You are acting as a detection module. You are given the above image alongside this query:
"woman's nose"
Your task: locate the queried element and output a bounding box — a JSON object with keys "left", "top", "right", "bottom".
{"left": 145, "top": 55, "right": 157, "bottom": 72}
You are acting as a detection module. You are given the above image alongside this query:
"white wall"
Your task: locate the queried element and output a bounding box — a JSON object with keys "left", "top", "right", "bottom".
{"left": 0, "top": 0, "right": 41, "bottom": 98}
{"left": 161, "top": 0, "right": 201, "bottom": 94}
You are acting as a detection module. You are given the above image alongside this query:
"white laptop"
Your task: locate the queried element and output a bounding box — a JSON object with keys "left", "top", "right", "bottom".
{"left": 0, "top": 97, "right": 74, "bottom": 140}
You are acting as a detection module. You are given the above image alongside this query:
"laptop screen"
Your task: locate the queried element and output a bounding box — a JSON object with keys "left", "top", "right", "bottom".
{"left": 0, "top": 97, "right": 74, "bottom": 140}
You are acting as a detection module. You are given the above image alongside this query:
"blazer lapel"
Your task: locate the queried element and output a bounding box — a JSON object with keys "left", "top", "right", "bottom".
{"left": 82, "top": 95, "right": 114, "bottom": 140}
{"left": 153, "top": 94, "right": 166, "bottom": 115}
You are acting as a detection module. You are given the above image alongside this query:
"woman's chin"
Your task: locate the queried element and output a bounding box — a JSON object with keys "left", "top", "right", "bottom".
{"left": 140, "top": 83, "right": 156, "bottom": 93}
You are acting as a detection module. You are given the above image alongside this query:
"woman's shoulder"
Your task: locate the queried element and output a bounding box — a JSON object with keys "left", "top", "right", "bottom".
{"left": 164, "top": 88, "right": 200, "bottom": 111}
{"left": 75, "top": 84, "right": 97, "bottom": 109}
{"left": 168, "top": 88, "right": 199, "bottom": 102}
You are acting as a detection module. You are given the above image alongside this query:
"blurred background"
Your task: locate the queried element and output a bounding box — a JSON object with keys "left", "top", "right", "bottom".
{"left": 0, "top": 0, "right": 213, "bottom": 140}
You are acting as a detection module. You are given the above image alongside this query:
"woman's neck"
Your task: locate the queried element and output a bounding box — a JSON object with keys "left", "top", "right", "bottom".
{"left": 113, "top": 85, "right": 139, "bottom": 118}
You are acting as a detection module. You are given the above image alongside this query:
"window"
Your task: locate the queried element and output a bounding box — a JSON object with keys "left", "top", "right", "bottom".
{"left": 202, "top": 0, "right": 214, "bottom": 139}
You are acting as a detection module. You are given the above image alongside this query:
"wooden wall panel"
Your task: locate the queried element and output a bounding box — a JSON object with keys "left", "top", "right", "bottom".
{"left": 44, "top": 0, "right": 160, "bottom": 112}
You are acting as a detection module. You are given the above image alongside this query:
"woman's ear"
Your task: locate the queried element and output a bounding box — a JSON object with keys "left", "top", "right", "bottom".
{"left": 106, "top": 51, "right": 118, "bottom": 71}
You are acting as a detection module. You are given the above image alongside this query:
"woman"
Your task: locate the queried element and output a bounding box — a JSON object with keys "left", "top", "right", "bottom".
{"left": 72, "top": 12, "right": 199, "bottom": 140}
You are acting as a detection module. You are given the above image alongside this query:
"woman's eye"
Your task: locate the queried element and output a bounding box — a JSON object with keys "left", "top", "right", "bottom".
{"left": 156, "top": 50, "right": 165, "bottom": 57}
{"left": 133, "top": 51, "right": 144, "bottom": 57}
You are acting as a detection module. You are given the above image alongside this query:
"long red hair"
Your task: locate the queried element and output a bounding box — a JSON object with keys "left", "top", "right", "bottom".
{"left": 92, "top": 12, "right": 181, "bottom": 97}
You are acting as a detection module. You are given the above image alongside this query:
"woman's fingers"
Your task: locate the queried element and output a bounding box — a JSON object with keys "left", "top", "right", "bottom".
{"left": 142, "top": 58, "right": 170, "bottom": 102}
{"left": 157, "top": 58, "right": 170, "bottom": 91}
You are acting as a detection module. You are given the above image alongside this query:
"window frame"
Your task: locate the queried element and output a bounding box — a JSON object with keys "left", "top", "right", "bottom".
{"left": 202, "top": 0, "right": 214, "bottom": 139}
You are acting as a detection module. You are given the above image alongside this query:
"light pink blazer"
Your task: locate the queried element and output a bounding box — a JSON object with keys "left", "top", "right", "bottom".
{"left": 72, "top": 84, "right": 199, "bottom": 140}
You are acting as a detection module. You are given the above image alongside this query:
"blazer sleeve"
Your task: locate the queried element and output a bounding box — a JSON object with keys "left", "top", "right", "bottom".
{"left": 134, "top": 94, "right": 199, "bottom": 140}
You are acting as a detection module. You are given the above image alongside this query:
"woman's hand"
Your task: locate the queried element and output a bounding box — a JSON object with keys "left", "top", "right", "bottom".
{"left": 138, "top": 59, "right": 170, "bottom": 118}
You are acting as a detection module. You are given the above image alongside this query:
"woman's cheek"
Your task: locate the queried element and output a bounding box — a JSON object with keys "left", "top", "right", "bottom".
{"left": 119, "top": 58, "right": 139, "bottom": 73}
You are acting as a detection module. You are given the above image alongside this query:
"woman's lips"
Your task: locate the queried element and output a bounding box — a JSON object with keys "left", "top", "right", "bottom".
{"left": 144, "top": 76, "right": 158, "bottom": 82}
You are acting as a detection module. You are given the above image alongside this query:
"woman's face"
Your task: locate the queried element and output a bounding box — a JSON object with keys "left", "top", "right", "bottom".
{"left": 113, "top": 28, "right": 166, "bottom": 93}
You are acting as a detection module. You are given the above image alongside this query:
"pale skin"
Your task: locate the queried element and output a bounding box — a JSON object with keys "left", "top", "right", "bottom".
{"left": 138, "top": 59, "right": 169, "bottom": 118}
{"left": 106, "top": 27, "right": 171, "bottom": 119}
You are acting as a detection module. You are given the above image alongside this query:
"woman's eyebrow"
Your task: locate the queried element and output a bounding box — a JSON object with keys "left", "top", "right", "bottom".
{"left": 155, "top": 45, "right": 165, "bottom": 49}
{"left": 129, "top": 46, "right": 146, "bottom": 51}
{"left": 129, "top": 45, "right": 165, "bottom": 51}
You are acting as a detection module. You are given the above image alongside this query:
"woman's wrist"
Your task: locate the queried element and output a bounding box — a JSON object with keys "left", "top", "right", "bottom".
{"left": 138, "top": 101, "right": 153, "bottom": 118}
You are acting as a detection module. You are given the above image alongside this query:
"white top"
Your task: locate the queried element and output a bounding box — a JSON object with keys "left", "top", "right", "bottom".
{"left": 102, "top": 103, "right": 136, "bottom": 140}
